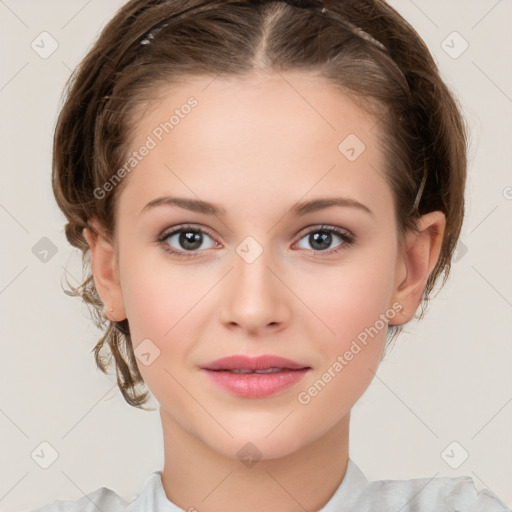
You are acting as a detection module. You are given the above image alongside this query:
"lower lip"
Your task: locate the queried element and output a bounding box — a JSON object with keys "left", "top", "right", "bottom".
{"left": 202, "top": 369, "right": 310, "bottom": 398}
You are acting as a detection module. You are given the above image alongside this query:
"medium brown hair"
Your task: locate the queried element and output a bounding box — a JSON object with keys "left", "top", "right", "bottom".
{"left": 52, "top": 0, "right": 467, "bottom": 409}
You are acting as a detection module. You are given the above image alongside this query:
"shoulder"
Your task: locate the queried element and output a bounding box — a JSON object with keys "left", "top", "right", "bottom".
{"left": 31, "top": 487, "right": 127, "bottom": 512}
{"left": 31, "top": 471, "right": 166, "bottom": 512}
{"left": 343, "top": 460, "right": 510, "bottom": 512}
{"left": 359, "top": 473, "right": 511, "bottom": 511}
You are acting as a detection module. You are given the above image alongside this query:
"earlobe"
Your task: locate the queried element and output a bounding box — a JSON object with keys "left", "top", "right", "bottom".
{"left": 83, "top": 220, "right": 126, "bottom": 321}
{"left": 390, "top": 211, "right": 446, "bottom": 324}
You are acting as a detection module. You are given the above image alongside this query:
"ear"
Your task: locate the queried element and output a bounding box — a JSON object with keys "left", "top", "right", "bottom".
{"left": 389, "top": 211, "right": 446, "bottom": 325}
{"left": 83, "top": 220, "right": 126, "bottom": 322}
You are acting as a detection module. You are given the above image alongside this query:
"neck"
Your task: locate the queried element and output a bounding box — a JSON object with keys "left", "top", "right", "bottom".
{"left": 160, "top": 410, "right": 350, "bottom": 512}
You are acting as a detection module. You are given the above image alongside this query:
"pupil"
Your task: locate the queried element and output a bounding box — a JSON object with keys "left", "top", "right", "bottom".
{"left": 310, "top": 231, "right": 331, "bottom": 250}
{"left": 180, "top": 231, "right": 202, "bottom": 250}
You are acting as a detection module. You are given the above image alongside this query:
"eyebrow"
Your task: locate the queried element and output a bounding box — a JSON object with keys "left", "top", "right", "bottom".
{"left": 139, "top": 195, "right": 374, "bottom": 218}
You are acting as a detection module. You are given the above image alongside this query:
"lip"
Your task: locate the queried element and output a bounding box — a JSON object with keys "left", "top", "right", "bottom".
{"left": 201, "top": 354, "right": 309, "bottom": 371}
{"left": 201, "top": 355, "right": 311, "bottom": 398}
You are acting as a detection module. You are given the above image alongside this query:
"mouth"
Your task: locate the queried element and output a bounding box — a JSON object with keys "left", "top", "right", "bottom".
{"left": 212, "top": 367, "right": 304, "bottom": 374}
{"left": 201, "top": 354, "right": 311, "bottom": 398}
{"left": 201, "top": 354, "right": 309, "bottom": 372}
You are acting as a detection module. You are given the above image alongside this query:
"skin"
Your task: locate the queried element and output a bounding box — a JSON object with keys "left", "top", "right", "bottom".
{"left": 84, "top": 71, "right": 445, "bottom": 512}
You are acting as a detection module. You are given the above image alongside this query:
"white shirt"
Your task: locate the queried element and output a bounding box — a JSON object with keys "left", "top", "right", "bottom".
{"left": 32, "top": 458, "right": 510, "bottom": 511}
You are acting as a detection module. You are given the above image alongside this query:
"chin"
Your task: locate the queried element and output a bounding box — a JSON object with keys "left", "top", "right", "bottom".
{"left": 195, "top": 416, "right": 315, "bottom": 462}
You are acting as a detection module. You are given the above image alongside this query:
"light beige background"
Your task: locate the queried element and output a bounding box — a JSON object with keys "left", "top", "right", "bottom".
{"left": 1, "top": 0, "right": 511, "bottom": 510}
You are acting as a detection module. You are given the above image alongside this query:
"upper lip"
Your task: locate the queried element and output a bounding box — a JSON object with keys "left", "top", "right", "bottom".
{"left": 201, "top": 355, "right": 310, "bottom": 371}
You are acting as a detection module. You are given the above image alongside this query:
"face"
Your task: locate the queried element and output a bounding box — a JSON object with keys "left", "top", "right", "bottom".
{"left": 95, "top": 71, "right": 425, "bottom": 460}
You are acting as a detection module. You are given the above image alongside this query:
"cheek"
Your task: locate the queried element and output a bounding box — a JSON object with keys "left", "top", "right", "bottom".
{"left": 297, "top": 285, "right": 389, "bottom": 419}
{"left": 120, "top": 270, "right": 171, "bottom": 343}
{"left": 118, "top": 257, "right": 204, "bottom": 404}
{"left": 118, "top": 250, "right": 215, "bottom": 383}
{"left": 119, "top": 244, "right": 203, "bottom": 338}
{"left": 295, "top": 247, "right": 396, "bottom": 401}
{"left": 298, "top": 247, "right": 397, "bottom": 345}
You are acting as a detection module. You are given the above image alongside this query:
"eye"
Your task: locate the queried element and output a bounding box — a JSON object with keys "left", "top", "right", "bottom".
{"left": 157, "top": 223, "right": 356, "bottom": 260}
{"left": 157, "top": 224, "right": 218, "bottom": 258}
{"left": 294, "top": 225, "right": 355, "bottom": 255}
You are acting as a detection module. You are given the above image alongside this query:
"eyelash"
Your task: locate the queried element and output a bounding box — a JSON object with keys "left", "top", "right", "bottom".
{"left": 156, "top": 224, "right": 356, "bottom": 259}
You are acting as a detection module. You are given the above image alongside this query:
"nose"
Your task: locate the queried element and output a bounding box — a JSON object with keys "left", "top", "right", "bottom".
{"left": 219, "top": 246, "right": 291, "bottom": 336}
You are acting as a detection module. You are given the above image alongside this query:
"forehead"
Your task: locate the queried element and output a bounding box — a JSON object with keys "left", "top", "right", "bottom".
{"left": 130, "top": 70, "right": 379, "bottom": 149}
{"left": 119, "top": 71, "right": 391, "bottom": 219}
